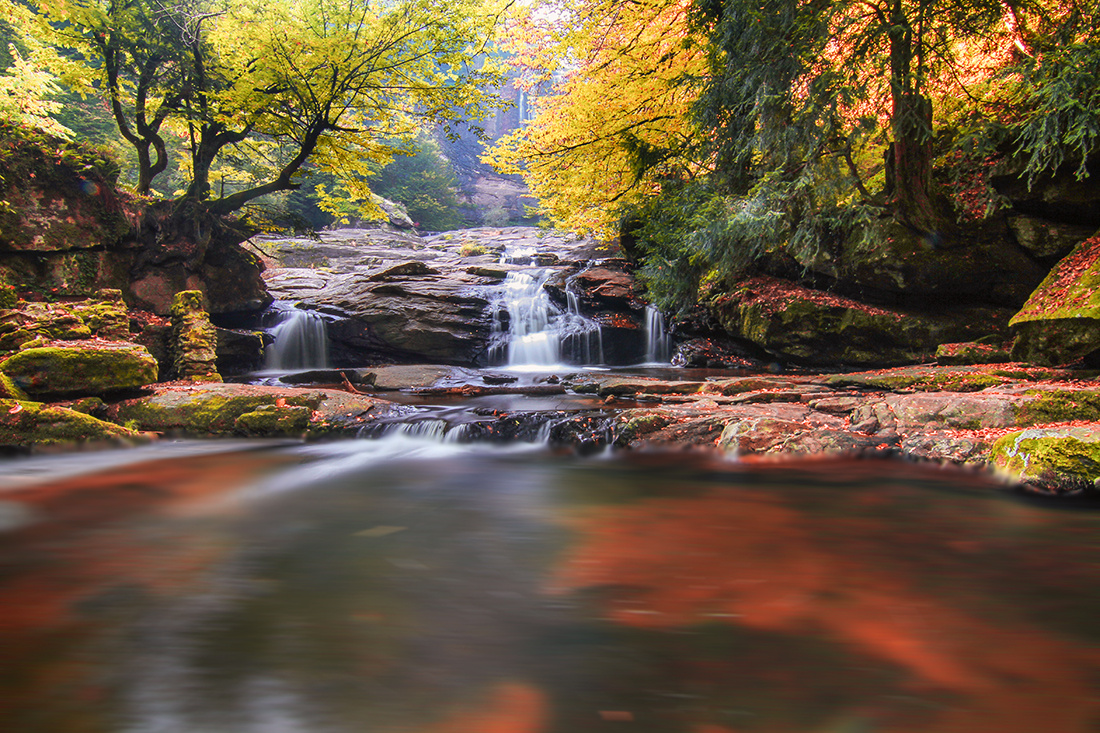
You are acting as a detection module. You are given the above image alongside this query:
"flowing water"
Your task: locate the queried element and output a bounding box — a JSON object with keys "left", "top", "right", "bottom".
{"left": 4, "top": 433, "right": 1100, "bottom": 733}
{"left": 265, "top": 302, "right": 331, "bottom": 370}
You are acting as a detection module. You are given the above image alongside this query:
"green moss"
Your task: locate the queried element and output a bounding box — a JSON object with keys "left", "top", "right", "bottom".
{"left": 825, "top": 369, "right": 1005, "bottom": 393}
{"left": 613, "top": 411, "right": 672, "bottom": 446}
{"left": 113, "top": 391, "right": 323, "bottom": 436}
{"left": 235, "top": 405, "right": 312, "bottom": 436}
{"left": 0, "top": 283, "right": 16, "bottom": 310}
{"left": 991, "top": 428, "right": 1100, "bottom": 491}
{"left": 0, "top": 398, "right": 146, "bottom": 446}
{"left": 0, "top": 345, "right": 158, "bottom": 396}
{"left": 1016, "top": 390, "right": 1100, "bottom": 424}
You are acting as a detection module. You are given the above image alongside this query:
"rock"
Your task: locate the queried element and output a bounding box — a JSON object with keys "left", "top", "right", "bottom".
{"left": 990, "top": 155, "right": 1100, "bottom": 228}
{"left": 0, "top": 398, "right": 147, "bottom": 448}
{"left": 105, "top": 383, "right": 397, "bottom": 437}
{"left": 0, "top": 342, "right": 158, "bottom": 398}
{"left": 71, "top": 289, "right": 130, "bottom": 340}
{"left": 991, "top": 427, "right": 1100, "bottom": 493}
{"left": 935, "top": 341, "right": 1012, "bottom": 365}
{"left": 1005, "top": 214, "right": 1095, "bottom": 259}
{"left": 1010, "top": 234, "right": 1100, "bottom": 365}
{"left": 900, "top": 432, "right": 990, "bottom": 464}
{"left": 790, "top": 217, "right": 1046, "bottom": 306}
{"left": 234, "top": 404, "right": 312, "bottom": 436}
{"left": 170, "top": 290, "right": 221, "bottom": 382}
{"left": 714, "top": 277, "right": 1009, "bottom": 367}
{"left": 215, "top": 326, "right": 267, "bottom": 376}
{"left": 826, "top": 366, "right": 1008, "bottom": 392}
{"left": 671, "top": 337, "right": 765, "bottom": 369}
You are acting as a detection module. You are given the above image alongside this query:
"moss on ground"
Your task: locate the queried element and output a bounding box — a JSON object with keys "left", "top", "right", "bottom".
{"left": 1016, "top": 390, "right": 1100, "bottom": 424}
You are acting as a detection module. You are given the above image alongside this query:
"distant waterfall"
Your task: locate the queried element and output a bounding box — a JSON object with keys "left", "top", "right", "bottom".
{"left": 265, "top": 303, "right": 330, "bottom": 370}
{"left": 490, "top": 269, "right": 603, "bottom": 368}
{"left": 644, "top": 305, "right": 672, "bottom": 364}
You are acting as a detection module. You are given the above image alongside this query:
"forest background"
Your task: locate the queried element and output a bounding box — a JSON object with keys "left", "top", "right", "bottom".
{"left": 0, "top": 0, "right": 1097, "bottom": 316}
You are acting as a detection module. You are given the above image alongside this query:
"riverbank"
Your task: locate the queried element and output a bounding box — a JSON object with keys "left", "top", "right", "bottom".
{"left": 4, "top": 361, "right": 1098, "bottom": 495}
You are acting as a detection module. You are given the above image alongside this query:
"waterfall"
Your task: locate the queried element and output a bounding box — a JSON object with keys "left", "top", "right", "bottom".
{"left": 490, "top": 270, "right": 604, "bottom": 368}
{"left": 265, "top": 303, "right": 330, "bottom": 370}
{"left": 644, "top": 305, "right": 672, "bottom": 364}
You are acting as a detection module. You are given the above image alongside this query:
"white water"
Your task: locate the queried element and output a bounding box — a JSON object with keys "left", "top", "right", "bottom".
{"left": 265, "top": 304, "right": 330, "bottom": 370}
{"left": 490, "top": 269, "right": 604, "bottom": 368}
{"left": 644, "top": 305, "right": 672, "bottom": 364}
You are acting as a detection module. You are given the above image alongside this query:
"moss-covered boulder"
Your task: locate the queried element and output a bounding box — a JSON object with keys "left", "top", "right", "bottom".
{"left": 991, "top": 427, "right": 1100, "bottom": 493}
{"left": 106, "top": 382, "right": 394, "bottom": 437}
{"left": 170, "top": 290, "right": 221, "bottom": 382}
{"left": 713, "top": 277, "right": 1008, "bottom": 367}
{"left": 0, "top": 398, "right": 147, "bottom": 448}
{"left": 0, "top": 342, "right": 158, "bottom": 397}
{"left": 71, "top": 288, "right": 130, "bottom": 340}
{"left": 1010, "top": 234, "right": 1100, "bottom": 365}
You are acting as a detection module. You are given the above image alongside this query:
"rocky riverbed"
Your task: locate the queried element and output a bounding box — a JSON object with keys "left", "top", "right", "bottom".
{"left": 2, "top": 226, "right": 1100, "bottom": 495}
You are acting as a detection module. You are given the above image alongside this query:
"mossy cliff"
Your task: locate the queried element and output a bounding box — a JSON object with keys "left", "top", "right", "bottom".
{"left": 0, "top": 125, "right": 269, "bottom": 316}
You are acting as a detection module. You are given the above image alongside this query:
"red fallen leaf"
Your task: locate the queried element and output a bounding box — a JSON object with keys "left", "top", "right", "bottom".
{"left": 275, "top": 398, "right": 287, "bottom": 407}
{"left": 8, "top": 404, "right": 23, "bottom": 414}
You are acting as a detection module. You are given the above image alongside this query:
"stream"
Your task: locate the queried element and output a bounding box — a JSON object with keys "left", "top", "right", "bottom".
{"left": 4, "top": 433, "right": 1100, "bottom": 732}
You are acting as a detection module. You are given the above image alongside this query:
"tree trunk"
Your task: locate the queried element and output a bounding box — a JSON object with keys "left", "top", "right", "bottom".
{"left": 887, "top": 0, "right": 937, "bottom": 232}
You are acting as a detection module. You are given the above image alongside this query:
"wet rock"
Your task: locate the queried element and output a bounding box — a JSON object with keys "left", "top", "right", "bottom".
{"left": 671, "top": 337, "right": 765, "bottom": 369}
{"left": 0, "top": 398, "right": 148, "bottom": 448}
{"left": 991, "top": 427, "right": 1100, "bottom": 493}
{"left": 714, "top": 277, "right": 1009, "bottom": 367}
{"left": 901, "top": 432, "right": 990, "bottom": 464}
{"left": 1010, "top": 234, "right": 1100, "bottom": 366}
{"left": 0, "top": 342, "right": 158, "bottom": 398}
{"left": 170, "top": 290, "right": 221, "bottom": 382}
{"left": 215, "top": 326, "right": 267, "bottom": 376}
{"left": 105, "top": 383, "right": 397, "bottom": 437}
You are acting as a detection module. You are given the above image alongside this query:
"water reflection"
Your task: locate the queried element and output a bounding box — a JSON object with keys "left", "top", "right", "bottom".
{"left": 3, "top": 443, "right": 1100, "bottom": 732}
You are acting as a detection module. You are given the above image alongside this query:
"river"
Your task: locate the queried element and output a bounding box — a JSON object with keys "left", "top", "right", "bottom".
{"left": 3, "top": 434, "right": 1100, "bottom": 732}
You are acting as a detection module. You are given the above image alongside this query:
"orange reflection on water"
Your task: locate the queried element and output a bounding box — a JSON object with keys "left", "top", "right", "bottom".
{"left": 549, "top": 488, "right": 1100, "bottom": 732}
{"left": 417, "top": 681, "right": 548, "bottom": 733}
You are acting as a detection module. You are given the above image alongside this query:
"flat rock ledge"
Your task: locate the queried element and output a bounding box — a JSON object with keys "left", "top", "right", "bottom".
{"left": 4, "top": 363, "right": 1100, "bottom": 495}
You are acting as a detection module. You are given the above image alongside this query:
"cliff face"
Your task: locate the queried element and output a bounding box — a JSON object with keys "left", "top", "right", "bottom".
{"left": 0, "top": 125, "right": 268, "bottom": 316}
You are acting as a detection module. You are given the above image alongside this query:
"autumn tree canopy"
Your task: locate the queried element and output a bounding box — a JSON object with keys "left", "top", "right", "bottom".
{"left": 4, "top": 0, "right": 507, "bottom": 222}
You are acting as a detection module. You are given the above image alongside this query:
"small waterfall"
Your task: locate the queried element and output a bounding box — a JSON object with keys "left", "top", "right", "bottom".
{"left": 644, "top": 305, "right": 671, "bottom": 364}
{"left": 265, "top": 303, "right": 330, "bottom": 370}
{"left": 490, "top": 269, "right": 604, "bottom": 368}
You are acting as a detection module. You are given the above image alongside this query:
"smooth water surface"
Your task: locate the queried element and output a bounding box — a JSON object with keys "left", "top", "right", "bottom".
{"left": 3, "top": 441, "right": 1100, "bottom": 732}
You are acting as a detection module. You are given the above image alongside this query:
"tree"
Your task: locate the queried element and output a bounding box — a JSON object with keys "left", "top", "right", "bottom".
{"left": 8, "top": 0, "right": 506, "bottom": 233}
{"left": 486, "top": 0, "right": 708, "bottom": 237}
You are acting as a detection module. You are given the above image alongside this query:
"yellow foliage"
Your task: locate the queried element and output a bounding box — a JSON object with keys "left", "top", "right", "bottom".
{"left": 486, "top": 0, "right": 708, "bottom": 238}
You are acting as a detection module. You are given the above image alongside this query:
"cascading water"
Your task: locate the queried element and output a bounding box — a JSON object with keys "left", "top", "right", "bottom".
{"left": 490, "top": 252, "right": 604, "bottom": 368}
{"left": 644, "top": 305, "right": 672, "bottom": 363}
{"left": 265, "top": 302, "right": 331, "bottom": 370}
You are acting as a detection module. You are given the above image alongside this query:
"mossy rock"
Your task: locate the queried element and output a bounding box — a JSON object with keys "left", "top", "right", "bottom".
{"left": 0, "top": 398, "right": 147, "bottom": 447}
{"left": 0, "top": 344, "right": 158, "bottom": 398}
{"left": 613, "top": 411, "right": 673, "bottom": 446}
{"left": 234, "top": 405, "right": 311, "bottom": 436}
{"left": 825, "top": 367, "right": 1006, "bottom": 393}
{"left": 109, "top": 386, "right": 324, "bottom": 436}
{"left": 1016, "top": 389, "right": 1100, "bottom": 424}
{"left": 991, "top": 427, "right": 1100, "bottom": 492}
{"left": 714, "top": 277, "right": 1007, "bottom": 367}
{"left": 1010, "top": 235, "right": 1100, "bottom": 365}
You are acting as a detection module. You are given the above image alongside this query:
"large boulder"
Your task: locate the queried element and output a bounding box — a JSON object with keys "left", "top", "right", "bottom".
{"left": 712, "top": 277, "right": 1010, "bottom": 367}
{"left": 1010, "top": 234, "right": 1100, "bottom": 365}
{"left": 106, "top": 382, "right": 398, "bottom": 437}
{"left": 0, "top": 342, "right": 158, "bottom": 398}
{"left": 789, "top": 217, "right": 1046, "bottom": 307}
{"left": 0, "top": 398, "right": 147, "bottom": 448}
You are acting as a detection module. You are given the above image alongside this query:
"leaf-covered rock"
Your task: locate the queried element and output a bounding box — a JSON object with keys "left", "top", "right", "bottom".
{"left": 1010, "top": 234, "right": 1100, "bottom": 365}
